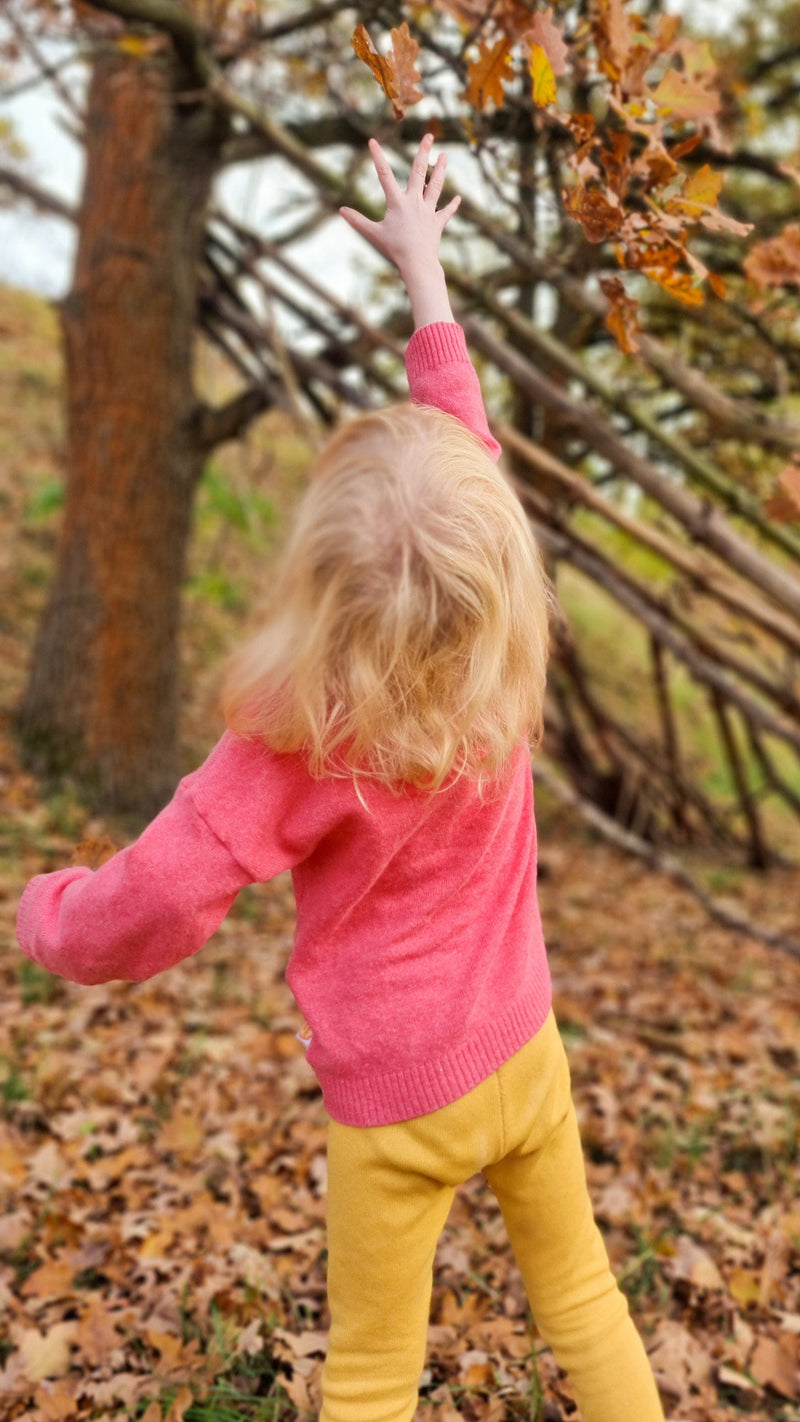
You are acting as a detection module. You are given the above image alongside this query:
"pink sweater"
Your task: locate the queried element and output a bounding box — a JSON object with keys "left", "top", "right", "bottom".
{"left": 16, "top": 323, "right": 552, "bottom": 1128}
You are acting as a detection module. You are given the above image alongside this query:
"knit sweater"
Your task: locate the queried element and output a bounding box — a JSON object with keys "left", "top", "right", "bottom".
{"left": 16, "top": 322, "right": 552, "bottom": 1128}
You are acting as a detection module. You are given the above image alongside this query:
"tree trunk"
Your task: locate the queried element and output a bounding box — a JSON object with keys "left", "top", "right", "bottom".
{"left": 18, "top": 51, "right": 225, "bottom": 818}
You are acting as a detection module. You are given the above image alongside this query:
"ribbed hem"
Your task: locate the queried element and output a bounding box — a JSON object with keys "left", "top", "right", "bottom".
{"left": 318, "top": 969, "right": 552, "bottom": 1127}
{"left": 406, "top": 321, "right": 469, "bottom": 378}
{"left": 16, "top": 878, "right": 38, "bottom": 953}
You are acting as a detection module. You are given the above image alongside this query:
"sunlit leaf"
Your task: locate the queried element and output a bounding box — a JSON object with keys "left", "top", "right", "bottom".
{"left": 529, "top": 45, "right": 557, "bottom": 107}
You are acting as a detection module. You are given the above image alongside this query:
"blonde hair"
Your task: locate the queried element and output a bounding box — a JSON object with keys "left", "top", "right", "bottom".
{"left": 223, "top": 403, "right": 551, "bottom": 790}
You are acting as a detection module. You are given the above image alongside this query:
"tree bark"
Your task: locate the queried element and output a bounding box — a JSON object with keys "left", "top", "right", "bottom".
{"left": 18, "top": 50, "right": 225, "bottom": 817}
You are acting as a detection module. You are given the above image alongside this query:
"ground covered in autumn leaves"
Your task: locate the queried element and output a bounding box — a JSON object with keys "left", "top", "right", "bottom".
{"left": 1, "top": 285, "right": 799, "bottom": 1422}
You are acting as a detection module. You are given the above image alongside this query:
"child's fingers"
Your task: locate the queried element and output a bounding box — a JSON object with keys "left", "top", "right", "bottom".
{"left": 437, "top": 193, "right": 462, "bottom": 230}
{"left": 368, "top": 137, "right": 401, "bottom": 201}
{"left": 424, "top": 152, "right": 448, "bottom": 206}
{"left": 406, "top": 132, "right": 435, "bottom": 194}
{"left": 339, "top": 206, "right": 380, "bottom": 242}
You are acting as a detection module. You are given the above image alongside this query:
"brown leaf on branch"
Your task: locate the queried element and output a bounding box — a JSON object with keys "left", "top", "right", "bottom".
{"left": 600, "top": 276, "right": 641, "bottom": 354}
{"left": 652, "top": 67, "right": 720, "bottom": 122}
{"left": 594, "top": 0, "right": 632, "bottom": 82}
{"left": 351, "top": 22, "right": 422, "bottom": 122}
{"left": 669, "top": 162, "right": 724, "bottom": 215}
{"left": 436, "top": 0, "right": 533, "bottom": 40}
{"left": 525, "top": 7, "right": 568, "bottom": 77}
{"left": 765, "top": 463, "right": 800, "bottom": 523}
{"left": 744, "top": 223, "right": 800, "bottom": 290}
{"left": 465, "top": 37, "right": 513, "bottom": 111}
{"left": 562, "top": 183, "right": 623, "bottom": 243}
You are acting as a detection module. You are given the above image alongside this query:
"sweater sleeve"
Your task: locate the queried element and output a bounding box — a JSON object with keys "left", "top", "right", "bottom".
{"left": 15, "top": 731, "right": 321, "bottom": 986}
{"left": 405, "top": 322, "right": 502, "bottom": 462}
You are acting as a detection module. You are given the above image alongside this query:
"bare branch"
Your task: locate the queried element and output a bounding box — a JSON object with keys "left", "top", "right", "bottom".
{"left": 0, "top": 166, "right": 77, "bottom": 223}
{"left": 532, "top": 756, "right": 800, "bottom": 961}
{"left": 192, "top": 386, "right": 276, "bottom": 452}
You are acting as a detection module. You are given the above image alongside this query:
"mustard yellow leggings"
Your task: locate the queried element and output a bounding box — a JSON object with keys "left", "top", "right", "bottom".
{"left": 321, "top": 1011, "right": 663, "bottom": 1422}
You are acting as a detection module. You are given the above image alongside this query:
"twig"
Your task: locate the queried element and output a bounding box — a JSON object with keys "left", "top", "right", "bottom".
{"left": 532, "top": 756, "right": 800, "bottom": 961}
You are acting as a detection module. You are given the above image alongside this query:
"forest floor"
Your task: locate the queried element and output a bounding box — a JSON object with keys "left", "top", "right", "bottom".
{"left": 0, "top": 284, "right": 799, "bottom": 1422}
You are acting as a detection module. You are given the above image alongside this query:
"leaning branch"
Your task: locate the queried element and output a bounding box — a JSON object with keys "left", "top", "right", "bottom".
{"left": 532, "top": 756, "right": 800, "bottom": 961}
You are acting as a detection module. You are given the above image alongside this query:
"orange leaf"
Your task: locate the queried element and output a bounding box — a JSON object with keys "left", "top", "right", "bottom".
{"left": 386, "top": 22, "right": 423, "bottom": 118}
{"left": 22, "top": 1258, "right": 75, "bottom": 1299}
{"left": 600, "top": 276, "right": 641, "bottom": 354}
{"left": 744, "top": 223, "right": 800, "bottom": 290}
{"left": 765, "top": 464, "right": 800, "bottom": 523}
{"left": 465, "top": 38, "right": 512, "bottom": 111}
{"left": 596, "top": 0, "right": 631, "bottom": 80}
{"left": 562, "top": 184, "right": 623, "bottom": 243}
{"left": 75, "top": 1295, "right": 120, "bottom": 1368}
{"left": 525, "top": 7, "right": 568, "bottom": 77}
{"left": 351, "top": 23, "right": 422, "bottom": 122}
{"left": 164, "top": 1385, "right": 195, "bottom": 1422}
{"left": 33, "top": 1381, "right": 79, "bottom": 1422}
{"left": 529, "top": 45, "right": 557, "bottom": 107}
{"left": 682, "top": 162, "right": 724, "bottom": 208}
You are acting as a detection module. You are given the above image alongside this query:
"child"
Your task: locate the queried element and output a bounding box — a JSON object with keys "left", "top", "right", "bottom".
{"left": 17, "top": 136, "right": 664, "bottom": 1422}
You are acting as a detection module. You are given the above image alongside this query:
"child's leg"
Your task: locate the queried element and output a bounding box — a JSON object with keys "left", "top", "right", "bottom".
{"left": 321, "top": 1117, "right": 458, "bottom": 1422}
{"left": 484, "top": 1013, "right": 664, "bottom": 1422}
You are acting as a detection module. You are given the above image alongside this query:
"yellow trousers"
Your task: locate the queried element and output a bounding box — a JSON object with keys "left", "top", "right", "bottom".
{"left": 321, "top": 1010, "right": 663, "bottom": 1422}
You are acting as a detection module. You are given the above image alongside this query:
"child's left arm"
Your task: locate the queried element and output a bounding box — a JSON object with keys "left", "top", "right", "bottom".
{"left": 16, "top": 732, "right": 319, "bottom": 987}
{"left": 340, "top": 135, "right": 501, "bottom": 461}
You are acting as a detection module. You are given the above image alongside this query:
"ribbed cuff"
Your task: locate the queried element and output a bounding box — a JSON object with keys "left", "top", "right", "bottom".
{"left": 406, "top": 321, "right": 469, "bottom": 379}
{"left": 317, "top": 967, "right": 553, "bottom": 1128}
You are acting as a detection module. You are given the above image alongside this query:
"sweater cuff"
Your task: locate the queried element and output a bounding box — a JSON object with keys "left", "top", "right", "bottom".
{"left": 406, "top": 322, "right": 470, "bottom": 378}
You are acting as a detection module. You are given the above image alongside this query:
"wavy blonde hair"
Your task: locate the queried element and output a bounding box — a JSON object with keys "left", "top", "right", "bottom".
{"left": 223, "top": 403, "right": 552, "bottom": 790}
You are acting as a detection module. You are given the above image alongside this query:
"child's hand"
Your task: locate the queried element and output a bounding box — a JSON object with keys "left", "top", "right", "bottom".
{"left": 340, "top": 134, "right": 460, "bottom": 329}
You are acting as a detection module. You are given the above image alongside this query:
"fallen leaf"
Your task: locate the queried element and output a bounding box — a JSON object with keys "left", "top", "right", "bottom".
{"left": 19, "top": 1323, "right": 76, "bottom": 1382}
{"left": 749, "top": 1335, "right": 799, "bottom": 1399}
{"left": 21, "top": 1258, "right": 75, "bottom": 1300}
{"left": 74, "top": 1295, "right": 120, "bottom": 1368}
{"left": 32, "top": 1379, "right": 79, "bottom": 1420}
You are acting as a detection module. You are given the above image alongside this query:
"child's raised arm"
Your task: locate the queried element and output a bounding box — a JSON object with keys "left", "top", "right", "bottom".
{"left": 340, "top": 134, "right": 460, "bottom": 331}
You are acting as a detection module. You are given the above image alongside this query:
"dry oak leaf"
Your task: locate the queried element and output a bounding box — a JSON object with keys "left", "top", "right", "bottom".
{"left": 18, "top": 1323, "right": 76, "bottom": 1383}
{"left": 766, "top": 463, "right": 800, "bottom": 523}
{"left": 529, "top": 45, "right": 556, "bottom": 107}
{"left": 526, "top": 7, "right": 568, "bottom": 76}
{"left": 32, "top": 1379, "right": 79, "bottom": 1421}
{"left": 562, "top": 184, "right": 623, "bottom": 243}
{"left": 749, "top": 1335, "right": 799, "bottom": 1400}
{"left": 652, "top": 67, "right": 720, "bottom": 121}
{"left": 668, "top": 162, "right": 723, "bottom": 216}
{"left": 745, "top": 223, "right": 800, "bottom": 289}
{"left": 595, "top": 0, "right": 632, "bottom": 80}
{"left": 465, "top": 37, "right": 513, "bottom": 110}
{"left": 351, "top": 22, "right": 422, "bottom": 122}
{"left": 74, "top": 1295, "right": 120, "bottom": 1368}
{"left": 21, "top": 1258, "right": 75, "bottom": 1300}
{"left": 600, "top": 276, "right": 641, "bottom": 355}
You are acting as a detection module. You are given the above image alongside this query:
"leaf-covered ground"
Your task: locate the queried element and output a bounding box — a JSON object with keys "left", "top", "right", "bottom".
{"left": 0, "top": 286, "right": 799, "bottom": 1422}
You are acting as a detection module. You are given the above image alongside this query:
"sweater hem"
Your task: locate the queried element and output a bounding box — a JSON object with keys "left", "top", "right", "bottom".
{"left": 317, "top": 969, "right": 552, "bottom": 1127}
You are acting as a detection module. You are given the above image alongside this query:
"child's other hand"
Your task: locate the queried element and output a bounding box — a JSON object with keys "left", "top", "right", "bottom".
{"left": 340, "top": 134, "right": 461, "bottom": 280}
